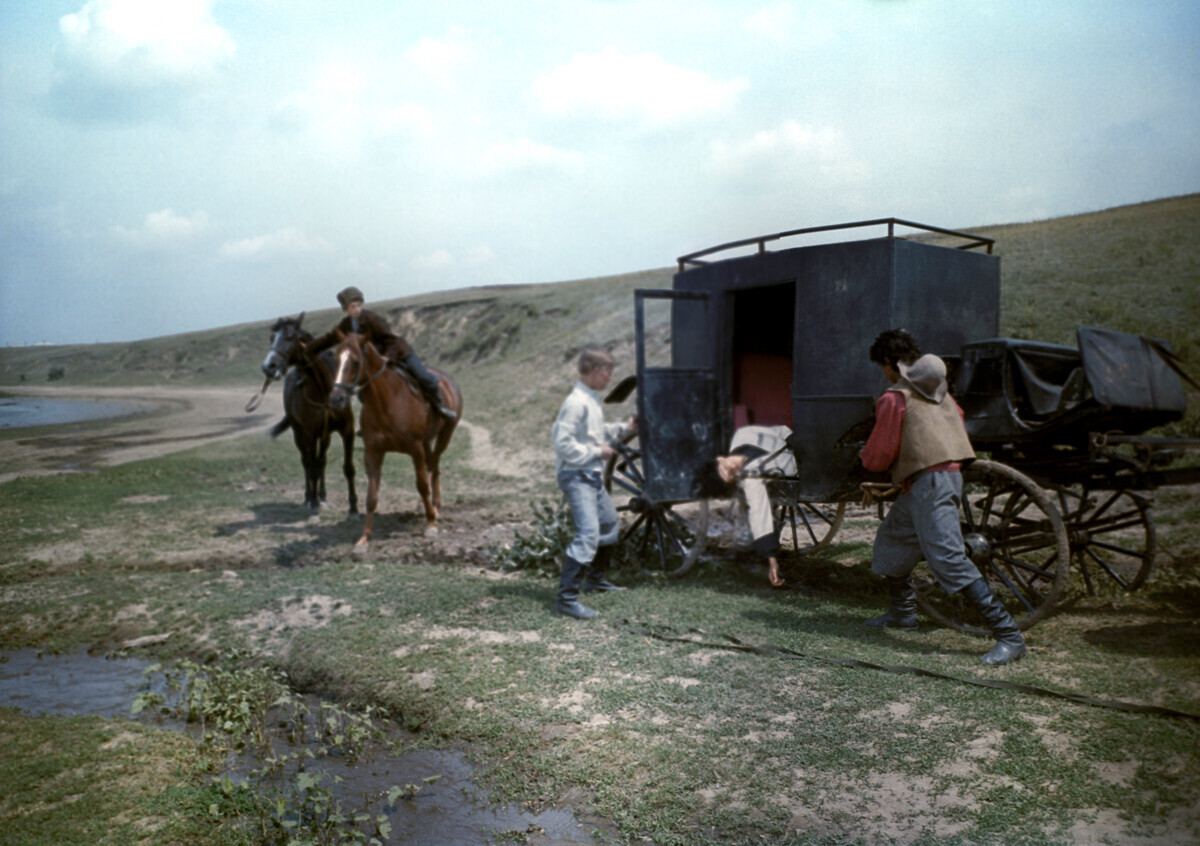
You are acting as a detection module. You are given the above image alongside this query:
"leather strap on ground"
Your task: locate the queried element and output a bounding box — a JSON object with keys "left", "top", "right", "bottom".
{"left": 611, "top": 619, "right": 1200, "bottom": 722}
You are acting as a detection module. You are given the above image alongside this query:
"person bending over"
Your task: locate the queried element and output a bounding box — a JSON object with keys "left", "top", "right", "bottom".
{"left": 859, "top": 328, "right": 1025, "bottom": 666}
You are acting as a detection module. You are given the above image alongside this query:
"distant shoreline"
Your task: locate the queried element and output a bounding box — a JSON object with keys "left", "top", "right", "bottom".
{"left": 0, "top": 395, "right": 155, "bottom": 430}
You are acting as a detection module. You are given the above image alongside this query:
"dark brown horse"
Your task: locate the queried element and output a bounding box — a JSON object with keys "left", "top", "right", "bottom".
{"left": 328, "top": 332, "right": 462, "bottom": 546}
{"left": 261, "top": 313, "right": 358, "bottom": 518}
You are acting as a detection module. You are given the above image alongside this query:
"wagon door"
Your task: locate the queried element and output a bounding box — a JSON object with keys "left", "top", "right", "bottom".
{"left": 634, "top": 289, "right": 717, "bottom": 504}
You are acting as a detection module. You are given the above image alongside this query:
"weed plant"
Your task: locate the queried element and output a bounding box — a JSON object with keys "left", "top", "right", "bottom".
{"left": 132, "top": 654, "right": 399, "bottom": 844}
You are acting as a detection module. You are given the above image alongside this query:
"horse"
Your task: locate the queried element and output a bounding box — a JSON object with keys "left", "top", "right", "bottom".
{"left": 328, "top": 332, "right": 462, "bottom": 546}
{"left": 261, "top": 313, "right": 358, "bottom": 518}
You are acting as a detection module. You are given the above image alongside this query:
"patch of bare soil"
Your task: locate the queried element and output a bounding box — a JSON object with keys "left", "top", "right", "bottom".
{"left": 0, "top": 385, "right": 278, "bottom": 483}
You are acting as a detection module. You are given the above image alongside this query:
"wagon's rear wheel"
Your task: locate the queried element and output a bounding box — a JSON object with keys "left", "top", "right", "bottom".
{"left": 603, "top": 440, "right": 708, "bottom": 576}
{"left": 914, "top": 459, "right": 1070, "bottom": 633}
{"left": 1053, "top": 486, "right": 1155, "bottom": 593}
{"left": 772, "top": 497, "right": 847, "bottom": 555}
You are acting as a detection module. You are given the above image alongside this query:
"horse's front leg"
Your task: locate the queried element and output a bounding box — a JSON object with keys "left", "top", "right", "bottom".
{"left": 296, "top": 432, "right": 320, "bottom": 516}
{"left": 317, "top": 433, "right": 331, "bottom": 505}
{"left": 340, "top": 425, "right": 358, "bottom": 515}
{"left": 428, "top": 450, "right": 443, "bottom": 513}
{"left": 358, "top": 448, "right": 384, "bottom": 548}
{"left": 409, "top": 448, "right": 438, "bottom": 536}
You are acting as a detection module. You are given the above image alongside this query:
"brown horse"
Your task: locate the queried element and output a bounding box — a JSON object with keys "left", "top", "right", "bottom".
{"left": 261, "top": 313, "right": 358, "bottom": 518}
{"left": 328, "top": 332, "right": 462, "bottom": 546}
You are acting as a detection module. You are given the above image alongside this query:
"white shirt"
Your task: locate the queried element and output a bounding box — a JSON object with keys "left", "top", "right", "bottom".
{"left": 552, "top": 381, "right": 629, "bottom": 474}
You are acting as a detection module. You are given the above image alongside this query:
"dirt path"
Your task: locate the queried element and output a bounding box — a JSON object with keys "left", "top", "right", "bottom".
{"left": 0, "top": 385, "right": 280, "bottom": 484}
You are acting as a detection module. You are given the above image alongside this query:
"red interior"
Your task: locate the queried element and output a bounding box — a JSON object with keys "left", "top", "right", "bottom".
{"left": 732, "top": 353, "right": 792, "bottom": 428}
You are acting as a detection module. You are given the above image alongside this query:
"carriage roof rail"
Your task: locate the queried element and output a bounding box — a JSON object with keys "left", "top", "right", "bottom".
{"left": 676, "top": 217, "right": 995, "bottom": 272}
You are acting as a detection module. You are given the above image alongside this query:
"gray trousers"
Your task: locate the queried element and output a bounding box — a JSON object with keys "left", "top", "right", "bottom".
{"left": 870, "top": 470, "right": 982, "bottom": 594}
{"left": 558, "top": 468, "right": 620, "bottom": 564}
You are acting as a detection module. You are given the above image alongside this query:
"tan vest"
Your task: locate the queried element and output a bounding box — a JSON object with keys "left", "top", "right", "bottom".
{"left": 890, "top": 386, "right": 975, "bottom": 484}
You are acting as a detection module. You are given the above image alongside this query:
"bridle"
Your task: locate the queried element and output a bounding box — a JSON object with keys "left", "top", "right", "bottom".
{"left": 261, "top": 323, "right": 296, "bottom": 377}
{"left": 247, "top": 324, "right": 297, "bottom": 412}
{"left": 332, "top": 343, "right": 388, "bottom": 399}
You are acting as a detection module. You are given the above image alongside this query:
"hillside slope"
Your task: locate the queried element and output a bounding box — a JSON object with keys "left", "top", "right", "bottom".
{"left": 4, "top": 194, "right": 1198, "bottom": 452}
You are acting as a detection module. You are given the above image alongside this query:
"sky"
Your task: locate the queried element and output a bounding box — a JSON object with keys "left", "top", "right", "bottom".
{"left": 1, "top": 0, "right": 1198, "bottom": 346}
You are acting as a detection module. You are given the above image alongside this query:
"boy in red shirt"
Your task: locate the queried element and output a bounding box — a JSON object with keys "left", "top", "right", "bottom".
{"left": 860, "top": 329, "right": 1025, "bottom": 666}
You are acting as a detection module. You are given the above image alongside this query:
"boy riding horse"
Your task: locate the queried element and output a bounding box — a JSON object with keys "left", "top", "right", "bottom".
{"left": 306, "top": 286, "right": 456, "bottom": 420}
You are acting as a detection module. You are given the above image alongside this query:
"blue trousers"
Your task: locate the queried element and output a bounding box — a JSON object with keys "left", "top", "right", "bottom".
{"left": 558, "top": 469, "right": 620, "bottom": 564}
{"left": 870, "top": 470, "right": 982, "bottom": 594}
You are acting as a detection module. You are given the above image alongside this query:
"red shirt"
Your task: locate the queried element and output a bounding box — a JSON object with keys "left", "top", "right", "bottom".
{"left": 859, "top": 391, "right": 962, "bottom": 490}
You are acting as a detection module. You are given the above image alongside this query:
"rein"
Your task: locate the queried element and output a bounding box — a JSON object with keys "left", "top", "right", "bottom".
{"left": 245, "top": 375, "right": 273, "bottom": 412}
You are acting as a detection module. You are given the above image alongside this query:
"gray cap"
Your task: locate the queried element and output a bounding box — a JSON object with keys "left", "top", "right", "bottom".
{"left": 898, "top": 353, "right": 948, "bottom": 403}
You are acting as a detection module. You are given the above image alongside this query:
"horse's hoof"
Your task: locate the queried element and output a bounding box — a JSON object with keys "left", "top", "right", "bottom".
{"left": 423, "top": 526, "right": 439, "bottom": 538}
{"left": 307, "top": 513, "right": 320, "bottom": 526}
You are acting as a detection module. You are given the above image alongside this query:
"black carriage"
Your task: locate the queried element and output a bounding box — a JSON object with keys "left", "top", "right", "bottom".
{"left": 605, "top": 219, "right": 1197, "bottom": 632}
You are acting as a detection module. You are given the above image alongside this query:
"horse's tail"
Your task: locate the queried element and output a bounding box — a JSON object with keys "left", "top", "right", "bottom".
{"left": 269, "top": 416, "right": 291, "bottom": 440}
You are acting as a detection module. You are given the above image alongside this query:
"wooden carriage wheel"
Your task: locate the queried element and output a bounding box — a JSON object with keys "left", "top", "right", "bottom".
{"left": 1052, "top": 485, "right": 1156, "bottom": 593}
{"left": 914, "top": 459, "right": 1070, "bottom": 633}
{"left": 603, "top": 439, "right": 709, "bottom": 576}
{"left": 772, "top": 496, "right": 847, "bottom": 555}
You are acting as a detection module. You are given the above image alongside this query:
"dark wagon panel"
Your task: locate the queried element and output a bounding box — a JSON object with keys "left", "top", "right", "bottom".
{"left": 641, "top": 224, "right": 1000, "bottom": 503}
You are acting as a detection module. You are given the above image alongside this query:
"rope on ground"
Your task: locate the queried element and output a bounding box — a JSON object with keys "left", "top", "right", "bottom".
{"left": 610, "top": 618, "right": 1200, "bottom": 722}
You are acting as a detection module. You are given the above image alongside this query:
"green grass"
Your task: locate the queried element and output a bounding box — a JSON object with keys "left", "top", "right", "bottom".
{"left": 2, "top": 432, "right": 1198, "bottom": 843}
{"left": 0, "top": 707, "right": 258, "bottom": 845}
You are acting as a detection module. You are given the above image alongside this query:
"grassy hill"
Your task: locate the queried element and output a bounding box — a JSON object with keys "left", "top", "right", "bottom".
{"left": 4, "top": 193, "right": 1199, "bottom": 450}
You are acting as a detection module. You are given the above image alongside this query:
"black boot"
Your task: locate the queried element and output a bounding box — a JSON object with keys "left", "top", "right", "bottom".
{"left": 863, "top": 576, "right": 919, "bottom": 630}
{"left": 960, "top": 577, "right": 1027, "bottom": 666}
{"left": 403, "top": 353, "right": 457, "bottom": 420}
{"left": 583, "top": 545, "right": 626, "bottom": 592}
{"left": 555, "top": 556, "right": 598, "bottom": 619}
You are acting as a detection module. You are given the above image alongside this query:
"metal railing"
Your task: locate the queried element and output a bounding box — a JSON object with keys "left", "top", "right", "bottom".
{"left": 677, "top": 217, "right": 996, "bottom": 272}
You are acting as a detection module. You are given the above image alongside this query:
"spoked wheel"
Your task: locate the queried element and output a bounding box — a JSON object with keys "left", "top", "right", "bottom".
{"left": 1052, "top": 485, "right": 1155, "bottom": 594}
{"left": 603, "top": 440, "right": 708, "bottom": 576}
{"left": 915, "top": 459, "right": 1070, "bottom": 633}
{"left": 772, "top": 495, "right": 847, "bottom": 555}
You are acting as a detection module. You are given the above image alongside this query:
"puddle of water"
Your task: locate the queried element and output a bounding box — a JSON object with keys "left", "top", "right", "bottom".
{"left": 0, "top": 397, "right": 153, "bottom": 429}
{"left": 0, "top": 648, "right": 155, "bottom": 717}
{"left": 0, "top": 650, "right": 608, "bottom": 845}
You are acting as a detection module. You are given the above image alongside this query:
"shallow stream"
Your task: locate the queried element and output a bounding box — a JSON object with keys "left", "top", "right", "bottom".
{"left": 0, "top": 650, "right": 607, "bottom": 845}
{"left": 0, "top": 396, "right": 152, "bottom": 429}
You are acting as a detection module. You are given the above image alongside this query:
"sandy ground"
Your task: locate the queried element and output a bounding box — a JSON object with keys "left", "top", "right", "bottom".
{"left": 0, "top": 385, "right": 279, "bottom": 484}
{"left": 0, "top": 384, "right": 547, "bottom": 569}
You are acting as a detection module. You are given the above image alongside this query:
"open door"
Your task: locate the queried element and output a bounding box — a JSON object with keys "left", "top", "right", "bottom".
{"left": 634, "top": 289, "right": 717, "bottom": 505}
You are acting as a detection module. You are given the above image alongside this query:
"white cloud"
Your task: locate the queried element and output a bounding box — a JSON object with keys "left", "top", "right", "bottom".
{"left": 531, "top": 48, "right": 748, "bottom": 126}
{"left": 269, "top": 62, "right": 434, "bottom": 148}
{"left": 480, "top": 138, "right": 583, "bottom": 173}
{"left": 744, "top": 3, "right": 797, "bottom": 41}
{"left": 403, "top": 27, "right": 476, "bottom": 87}
{"left": 708, "top": 120, "right": 855, "bottom": 176}
{"left": 57, "top": 0, "right": 234, "bottom": 88}
{"left": 219, "top": 227, "right": 332, "bottom": 261}
{"left": 411, "top": 246, "right": 497, "bottom": 272}
{"left": 464, "top": 246, "right": 497, "bottom": 267}
{"left": 111, "top": 208, "right": 209, "bottom": 247}
{"left": 412, "top": 249, "right": 455, "bottom": 271}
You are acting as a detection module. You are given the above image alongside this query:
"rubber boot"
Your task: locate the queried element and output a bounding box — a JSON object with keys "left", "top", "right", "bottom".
{"left": 583, "top": 545, "right": 626, "bottom": 592}
{"left": 403, "top": 353, "right": 457, "bottom": 420}
{"left": 960, "top": 577, "right": 1027, "bottom": 666}
{"left": 555, "top": 556, "right": 598, "bottom": 619}
{"left": 863, "top": 576, "right": 919, "bottom": 630}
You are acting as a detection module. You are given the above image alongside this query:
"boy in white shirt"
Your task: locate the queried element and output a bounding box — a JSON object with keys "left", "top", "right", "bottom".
{"left": 550, "top": 348, "right": 636, "bottom": 618}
